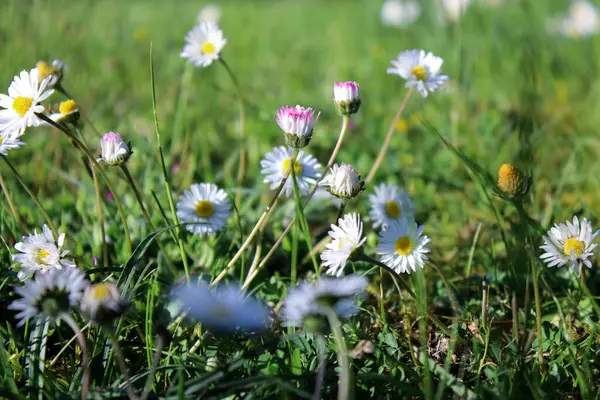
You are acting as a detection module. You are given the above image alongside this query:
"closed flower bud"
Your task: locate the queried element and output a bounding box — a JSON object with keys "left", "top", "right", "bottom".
{"left": 275, "top": 105, "right": 320, "bottom": 148}
{"left": 99, "top": 132, "right": 132, "bottom": 166}
{"left": 81, "top": 282, "right": 128, "bottom": 324}
{"left": 334, "top": 81, "right": 361, "bottom": 116}
{"left": 497, "top": 163, "right": 529, "bottom": 198}
{"left": 319, "top": 163, "right": 364, "bottom": 199}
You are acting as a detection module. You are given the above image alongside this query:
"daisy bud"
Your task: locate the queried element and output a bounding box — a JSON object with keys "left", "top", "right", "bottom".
{"left": 319, "top": 163, "right": 364, "bottom": 199}
{"left": 275, "top": 105, "right": 320, "bottom": 149}
{"left": 36, "top": 60, "right": 66, "bottom": 88}
{"left": 334, "top": 81, "right": 361, "bottom": 116}
{"left": 497, "top": 163, "right": 529, "bottom": 198}
{"left": 99, "top": 132, "right": 132, "bottom": 166}
{"left": 81, "top": 282, "right": 128, "bottom": 324}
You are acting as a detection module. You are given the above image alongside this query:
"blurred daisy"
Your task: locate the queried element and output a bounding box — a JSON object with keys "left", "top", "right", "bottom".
{"left": 197, "top": 3, "right": 222, "bottom": 23}
{"left": 281, "top": 274, "right": 367, "bottom": 328}
{"left": 171, "top": 281, "right": 269, "bottom": 333}
{"left": 176, "top": 183, "right": 231, "bottom": 236}
{"left": 0, "top": 130, "right": 25, "bottom": 155}
{"left": 368, "top": 183, "right": 414, "bottom": 229}
{"left": 81, "top": 282, "right": 128, "bottom": 324}
{"left": 376, "top": 217, "right": 431, "bottom": 274}
{"left": 540, "top": 216, "right": 599, "bottom": 275}
{"left": 36, "top": 60, "right": 67, "bottom": 88}
{"left": 8, "top": 267, "right": 88, "bottom": 327}
{"left": 387, "top": 49, "right": 448, "bottom": 97}
{"left": 12, "top": 225, "right": 76, "bottom": 281}
{"left": 381, "top": 0, "right": 421, "bottom": 27}
{"left": 440, "top": 0, "right": 470, "bottom": 22}
{"left": 98, "top": 131, "right": 132, "bottom": 166}
{"left": 0, "top": 69, "right": 54, "bottom": 135}
{"left": 319, "top": 163, "right": 363, "bottom": 200}
{"left": 260, "top": 146, "right": 321, "bottom": 197}
{"left": 181, "top": 21, "right": 226, "bottom": 68}
{"left": 550, "top": 1, "right": 600, "bottom": 38}
{"left": 276, "top": 105, "right": 320, "bottom": 148}
{"left": 321, "top": 213, "right": 367, "bottom": 277}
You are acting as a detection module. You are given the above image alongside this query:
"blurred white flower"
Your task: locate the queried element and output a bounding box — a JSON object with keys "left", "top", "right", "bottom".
{"left": 540, "top": 216, "right": 599, "bottom": 275}
{"left": 275, "top": 105, "right": 320, "bottom": 148}
{"left": 260, "top": 146, "right": 321, "bottom": 197}
{"left": 321, "top": 213, "right": 367, "bottom": 277}
{"left": 99, "top": 131, "right": 131, "bottom": 166}
{"left": 440, "top": 0, "right": 470, "bottom": 22}
{"left": 0, "top": 69, "right": 54, "bottom": 135}
{"left": 387, "top": 49, "right": 448, "bottom": 97}
{"left": 381, "top": 0, "right": 421, "bottom": 27}
{"left": 176, "top": 183, "right": 231, "bottom": 236}
{"left": 376, "top": 217, "right": 431, "bottom": 274}
{"left": 319, "top": 163, "right": 363, "bottom": 200}
{"left": 12, "top": 225, "right": 76, "bottom": 281}
{"left": 0, "top": 130, "right": 25, "bottom": 155}
{"left": 368, "top": 183, "right": 414, "bottom": 230}
{"left": 549, "top": 1, "right": 600, "bottom": 38}
{"left": 171, "top": 281, "right": 270, "bottom": 332}
{"left": 196, "top": 3, "right": 222, "bottom": 24}
{"left": 181, "top": 21, "right": 226, "bottom": 67}
{"left": 36, "top": 60, "right": 67, "bottom": 88}
{"left": 81, "top": 282, "right": 128, "bottom": 323}
{"left": 8, "top": 267, "right": 88, "bottom": 326}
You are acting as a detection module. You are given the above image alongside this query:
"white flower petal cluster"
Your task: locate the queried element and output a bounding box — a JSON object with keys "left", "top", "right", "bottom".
{"left": 387, "top": 49, "right": 448, "bottom": 97}
{"left": 260, "top": 146, "right": 321, "bottom": 197}
{"left": 176, "top": 183, "right": 231, "bottom": 236}
{"left": 376, "top": 217, "right": 431, "bottom": 274}
{"left": 181, "top": 22, "right": 227, "bottom": 67}
{"left": 321, "top": 213, "right": 367, "bottom": 277}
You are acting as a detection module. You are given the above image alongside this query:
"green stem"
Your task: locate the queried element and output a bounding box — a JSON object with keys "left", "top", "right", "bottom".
{"left": 1, "top": 155, "right": 56, "bottom": 234}
{"left": 219, "top": 58, "right": 247, "bottom": 210}
{"left": 141, "top": 335, "right": 164, "bottom": 400}
{"left": 0, "top": 171, "right": 25, "bottom": 233}
{"left": 530, "top": 253, "right": 544, "bottom": 368}
{"left": 121, "top": 165, "right": 155, "bottom": 230}
{"left": 91, "top": 163, "right": 109, "bottom": 269}
{"left": 107, "top": 329, "right": 138, "bottom": 400}
{"left": 336, "top": 199, "right": 348, "bottom": 222}
{"left": 60, "top": 313, "right": 89, "bottom": 400}
{"left": 312, "top": 334, "right": 328, "bottom": 400}
{"left": 325, "top": 308, "right": 352, "bottom": 400}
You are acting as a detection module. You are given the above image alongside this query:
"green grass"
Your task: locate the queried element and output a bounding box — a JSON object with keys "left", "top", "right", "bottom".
{"left": 1, "top": 0, "right": 600, "bottom": 398}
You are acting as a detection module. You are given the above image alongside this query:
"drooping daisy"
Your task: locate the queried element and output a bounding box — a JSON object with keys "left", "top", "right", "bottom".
{"left": 181, "top": 21, "right": 227, "bottom": 68}
{"left": 45, "top": 99, "right": 80, "bottom": 125}
{"left": 387, "top": 49, "right": 448, "bottom": 97}
{"left": 275, "top": 105, "right": 320, "bottom": 148}
{"left": 260, "top": 146, "right": 321, "bottom": 197}
{"left": 196, "top": 3, "right": 222, "bottom": 23}
{"left": 368, "top": 183, "right": 414, "bottom": 229}
{"left": 321, "top": 213, "right": 367, "bottom": 277}
{"left": 81, "top": 282, "right": 128, "bottom": 324}
{"left": 381, "top": 0, "right": 421, "bottom": 27}
{"left": 98, "top": 132, "right": 132, "bottom": 166}
{"left": 8, "top": 267, "right": 88, "bottom": 326}
{"left": 36, "top": 60, "right": 67, "bottom": 88}
{"left": 334, "top": 81, "right": 361, "bottom": 116}
{"left": 0, "top": 130, "right": 25, "bottom": 155}
{"left": 540, "top": 216, "right": 599, "bottom": 275}
{"left": 12, "top": 225, "right": 76, "bottom": 281}
{"left": 171, "top": 281, "right": 270, "bottom": 333}
{"left": 176, "top": 183, "right": 231, "bottom": 236}
{"left": 319, "top": 163, "right": 364, "bottom": 200}
{"left": 376, "top": 217, "right": 431, "bottom": 274}
{"left": 0, "top": 69, "right": 54, "bottom": 134}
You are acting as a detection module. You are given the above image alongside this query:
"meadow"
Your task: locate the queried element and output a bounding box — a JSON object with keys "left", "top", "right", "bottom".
{"left": 1, "top": 0, "right": 600, "bottom": 398}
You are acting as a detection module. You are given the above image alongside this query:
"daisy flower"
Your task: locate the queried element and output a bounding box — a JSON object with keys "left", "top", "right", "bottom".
{"left": 45, "top": 99, "right": 80, "bottom": 125}
{"left": 98, "top": 131, "right": 132, "bottom": 166}
{"left": 552, "top": 1, "right": 600, "bottom": 38}
{"left": 376, "top": 217, "right": 431, "bottom": 274}
{"left": 81, "top": 282, "right": 128, "bottom": 324}
{"left": 275, "top": 105, "right": 320, "bottom": 148}
{"left": 368, "top": 183, "right": 414, "bottom": 229}
{"left": 176, "top": 183, "right": 231, "bottom": 236}
{"left": 381, "top": 0, "right": 421, "bottom": 27}
{"left": 334, "top": 81, "right": 361, "bottom": 116}
{"left": 12, "top": 224, "right": 76, "bottom": 281}
{"left": 8, "top": 267, "right": 88, "bottom": 326}
{"left": 0, "top": 68, "right": 54, "bottom": 134}
{"left": 260, "top": 146, "right": 321, "bottom": 197}
{"left": 540, "top": 216, "right": 599, "bottom": 275}
{"left": 181, "top": 21, "right": 226, "bottom": 68}
{"left": 36, "top": 60, "right": 67, "bottom": 88}
{"left": 387, "top": 49, "right": 448, "bottom": 97}
{"left": 319, "top": 163, "right": 364, "bottom": 200}
{"left": 0, "top": 130, "right": 25, "bottom": 155}
{"left": 171, "top": 281, "right": 270, "bottom": 333}
{"left": 321, "top": 213, "right": 367, "bottom": 277}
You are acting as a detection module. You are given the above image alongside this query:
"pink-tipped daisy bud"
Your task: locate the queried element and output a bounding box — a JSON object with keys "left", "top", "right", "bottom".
{"left": 334, "top": 81, "right": 361, "bottom": 116}
{"left": 81, "top": 282, "right": 128, "bottom": 324}
{"left": 275, "top": 105, "right": 320, "bottom": 148}
{"left": 99, "top": 132, "right": 132, "bottom": 166}
{"left": 36, "top": 60, "right": 66, "bottom": 88}
{"left": 497, "top": 163, "right": 528, "bottom": 198}
{"left": 319, "top": 163, "right": 364, "bottom": 199}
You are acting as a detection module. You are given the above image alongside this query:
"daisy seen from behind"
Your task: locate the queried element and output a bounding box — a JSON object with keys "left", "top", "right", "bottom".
{"left": 321, "top": 213, "right": 367, "bottom": 277}
{"left": 540, "top": 216, "right": 599, "bottom": 275}
{"left": 260, "top": 146, "right": 321, "bottom": 197}
{"left": 0, "top": 68, "right": 54, "bottom": 135}
{"left": 369, "top": 183, "right": 414, "bottom": 229}
{"left": 81, "top": 282, "right": 128, "bottom": 324}
{"left": 387, "top": 49, "right": 448, "bottom": 97}
{"left": 176, "top": 183, "right": 231, "bottom": 236}
{"left": 181, "top": 21, "right": 226, "bottom": 68}
{"left": 319, "top": 163, "right": 364, "bottom": 200}
{"left": 376, "top": 217, "right": 431, "bottom": 274}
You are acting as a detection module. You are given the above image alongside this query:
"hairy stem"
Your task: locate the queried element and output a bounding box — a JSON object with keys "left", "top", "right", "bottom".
{"left": 60, "top": 314, "right": 89, "bottom": 400}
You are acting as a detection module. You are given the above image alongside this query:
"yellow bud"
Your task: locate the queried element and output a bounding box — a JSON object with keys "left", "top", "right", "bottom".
{"left": 497, "top": 163, "right": 524, "bottom": 197}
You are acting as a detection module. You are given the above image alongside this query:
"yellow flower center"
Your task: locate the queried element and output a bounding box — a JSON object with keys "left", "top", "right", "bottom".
{"left": 385, "top": 200, "right": 401, "bottom": 218}
{"left": 0, "top": 136, "right": 3, "bottom": 144}
{"left": 411, "top": 65, "right": 427, "bottom": 81}
{"left": 59, "top": 99, "right": 77, "bottom": 115}
{"left": 394, "top": 236, "right": 412, "bottom": 256}
{"left": 195, "top": 200, "right": 214, "bottom": 218}
{"left": 36, "top": 61, "right": 55, "bottom": 80}
{"left": 12, "top": 96, "right": 33, "bottom": 117}
{"left": 92, "top": 283, "right": 113, "bottom": 301}
{"left": 37, "top": 249, "right": 50, "bottom": 264}
{"left": 202, "top": 42, "right": 216, "bottom": 55}
{"left": 563, "top": 238, "right": 585, "bottom": 257}
{"left": 282, "top": 158, "right": 303, "bottom": 175}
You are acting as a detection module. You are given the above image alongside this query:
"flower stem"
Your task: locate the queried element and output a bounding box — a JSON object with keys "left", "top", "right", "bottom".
{"left": 219, "top": 58, "right": 247, "bottom": 210}
{"left": 121, "top": 165, "right": 155, "bottom": 230}
{"left": 141, "top": 334, "right": 164, "bottom": 400}
{"left": 107, "top": 328, "right": 138, "bottom": 400}
{"left": 336, "top": 199, "right": 348, "bottom": 222}
{"left": 365, "top": 88, "right": 414, "bottom": 184}
{"left": 312, "top": 334, "right": 328, "bottom": 400}
{"left": 60, "top": 313, "right": 89, "bottom": 400}
{"left": 0, "top": 171, "right": 25, "bottom": 233}
{"left": 91, "top": 163, "right": 109, "bottom": 269}
{"left": 325, "top": 308, "right": 352, "bottom": 400}
{"left": 1, "top": 155, "right": 56, "bottom": 234}
{"left": 530, "top": 253, "right": 544, "bottom": 368}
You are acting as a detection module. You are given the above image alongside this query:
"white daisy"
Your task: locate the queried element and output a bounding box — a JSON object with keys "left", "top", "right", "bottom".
{"left": 376, "top": 217, "right": 431, "bottom": 274}
{"left": 12, "top": 225, "right": 76, "bottom": 281}
{"left": 368, "top": 183, "right": 415, "bottom": 230}
{"left": 275, "top": 105, "right": 320, "bottom": 148}
{"left": 0, "top": 130, "right": 25, "bottom": 155}
{"left": 321, "top": 213, "right": 367, "bottom": 277}
{"left": 176, "top": 183, "right": 231, "bottom": 236}
{"left": 181, "top": 21, "right": 227, "bottom": 68}
{"left": 171, "top": 281, "right": 270, "bottom": 333}
{"left": 440, "top": 0, "right": 470, "bottom": 22}
{"left": 381, "top": 0, "right": 421, "bottom": 27}
{"left": 260, "top": 146, "right": 321, "bottom": 197}
{"left": 319, "top": 163, "right": 363, "bottom": 199}
{"left": 540, "top": 216, "right": 599, "bottom": 275}
{"left": 36, "top": 60, "right": 67, "bottom": 88}
{"left": 81, "top": 282, "right": 128, "bottom": 323}
{"left": 0, "top": 68, "right": 54, "bottom": 135}
{"left": 98, "top": 131, "right": 132, "bottom": 166}
{"left": 387, "top": 49, "right": 448, "bottom": 97}
{"left": 551, "top": 1, "right": 600, "bottom": 38}
{"left": 8, "top": 267, "right": 88, "bottom": 327}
